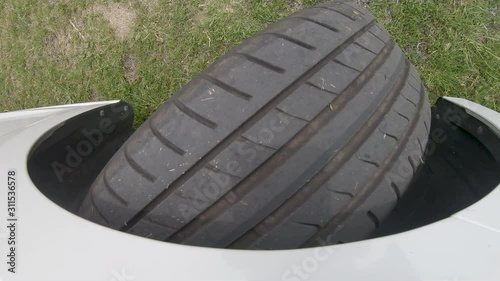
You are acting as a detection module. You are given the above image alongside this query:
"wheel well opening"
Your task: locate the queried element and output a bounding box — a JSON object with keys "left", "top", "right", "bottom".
{"left": 27, "top": 102, "right": 134, "bottom": 214}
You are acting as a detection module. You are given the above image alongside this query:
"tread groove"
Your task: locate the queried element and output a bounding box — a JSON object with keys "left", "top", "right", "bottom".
{"left": 291, "top": 16, "right": 340, "bottom": 33}
{"left": 333, "top": 59, "right": 362, "bottom": 73}
{"left": 200, "top": 74, "right": 253, "bottom": 101}
{"left": 292, "top": 220, "right": 321, "bottom": 230}
{"left": 357, "top": 157, "right": 380, "bottom": 168}
{"left": 353, "top": 41, "right": 377, "bottom": 55}
{"left": 239, "top": 135, "right": 278, "bottom": 151}
{"left": 274, "top": 107, "right": 310, "bottom": 122}
{"left": 123, "top": 145, "right": 157, "bottom": 182}
{"left": 368, "top": 30, "right": 386, "bottom": 43}
{"left": 408, "top": 80, "right": 420, "bottom": 93}
{"left": 120, "top": 20, "right": 376, "bottom": 233}
{"left": 262, "top": 32, "right": 317, "bottom": 50}
{"left": 379, "top": 129, "right": 399, "bottom": 141}
{"left": 391, "top": 182, "right": 401, "bottom": 202}
{"left": 417, "top": 137, "right": 425, "bottom": 154}
{"left": 393, "top": 109, "right": 411, "bottom": 122}
{"left": 102, "top": 170, "right": 129, "bottom": 206}
{"left": 403, "top": 93, "right": 418, "bottom": 107}
{"left": 172, "top": 98, "right": 218, "bottom": 129}
{"left": 232, "top": 52, "right": 286, "bottom": 74}
{"left": 149, "top": 118, "right": 186, "bottom": 156}
{"left": 329, "top": 190, "right": 354, "bottom": 199}
{"left": 366, "top": 211, "right": 380, "bottom": 228}
{"left": 303, "top": 72, "right": 426, "bottom": 247}
{"left": 410, "top": 72, "right": 420, "bottom": 81}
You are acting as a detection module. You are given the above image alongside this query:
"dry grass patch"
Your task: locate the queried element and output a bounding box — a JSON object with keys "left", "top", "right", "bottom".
{"left": 91, "top": 3, "right": 137, "bottom": 41}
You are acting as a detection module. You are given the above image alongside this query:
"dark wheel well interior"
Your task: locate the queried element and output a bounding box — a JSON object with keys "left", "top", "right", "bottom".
{"left": 27, "top": 101, "right": 134, "bottom": 213}
{"left": 373, "top": 98, "right": 500, "bottom": 237}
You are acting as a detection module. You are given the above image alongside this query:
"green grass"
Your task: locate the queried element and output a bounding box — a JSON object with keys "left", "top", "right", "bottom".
{"left": 0, "top": 0, "right": 498, "bottom": 126}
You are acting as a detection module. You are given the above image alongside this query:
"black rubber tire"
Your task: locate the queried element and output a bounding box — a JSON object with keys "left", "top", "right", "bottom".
{"left": 79, "top": 1, "right": 431, "bottom": 250}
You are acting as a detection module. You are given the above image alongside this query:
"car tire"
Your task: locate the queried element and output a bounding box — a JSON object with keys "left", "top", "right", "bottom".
{"left": 79, "top": 1, "right": 431, "bottom": 250}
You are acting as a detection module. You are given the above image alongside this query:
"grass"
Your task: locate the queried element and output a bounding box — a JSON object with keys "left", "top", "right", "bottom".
{"left": 0, "top": 0, "right": 498, "bottom": 126}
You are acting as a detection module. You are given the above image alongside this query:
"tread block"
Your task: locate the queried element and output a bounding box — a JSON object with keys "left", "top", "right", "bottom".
{"left": 379, "top": 83, "right": 418, "bottom": 140}
{"left": 355, "top": 31, "right": 386, "bottom": 54}
{"left": 402, "top": 82, "right": 421, "bottom": 107}
{"left": 379, "top": 110, "right": 409, "bottom": 140}
{"left": 336, "top": 43, "right": 377, "bottom": 72}
{"left": 151, "top": 103, "right": 222, "bottom": 156}
{"left": 242, "top": 109, "right": 307, "bottom": 150}
{"left": 355, "top": 130, "right": 398, "bottom": 168}
{"left": 277, "top": 83, "right": 335, "bottom": 121}
{"left": 176, "top": 79, "right": 257, "bottom": 130}
{"left": 261, "top": 33, "right": 317, "bottom": 50}
{"left": 264, "top": 19, "right": 348, "bottom": 55}
{"left": 407, "top": 72, "right": 422, "bottom": 92}
{"left": 210, "top": 138, "right": 276, "bottom": 178}
{"left": 392, "top": 94, "right": 418, "bottom": 120}
{"left": 237, "top": 36, "right": 319, "bottom": 78}
{"left": 369, "top": 24, "right": 390, "bottom": 43}
{"left": 323, "top": 156, "right": 379, "bottom": 195}
{"left": 295, "top": 6, "right": 365, "bottom": 33}
{"left": 308, "top": 60, "right": 360, "bottom": 94}
{"left": 91, "top": 158, "right": 157, "bottom": 228}
{"left": 126, "top": 127, "right": 190, "bottom": 181}
{"left": 141, "top": 167, "right": 241, "bottom": 231}
{"left": 208, "top": 55, "right": 290, "bottom": 99}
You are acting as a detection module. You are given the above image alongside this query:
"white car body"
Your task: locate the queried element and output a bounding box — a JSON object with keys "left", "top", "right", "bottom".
{"left": 0, "top": 97, "right": 498, "bottom": 281}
